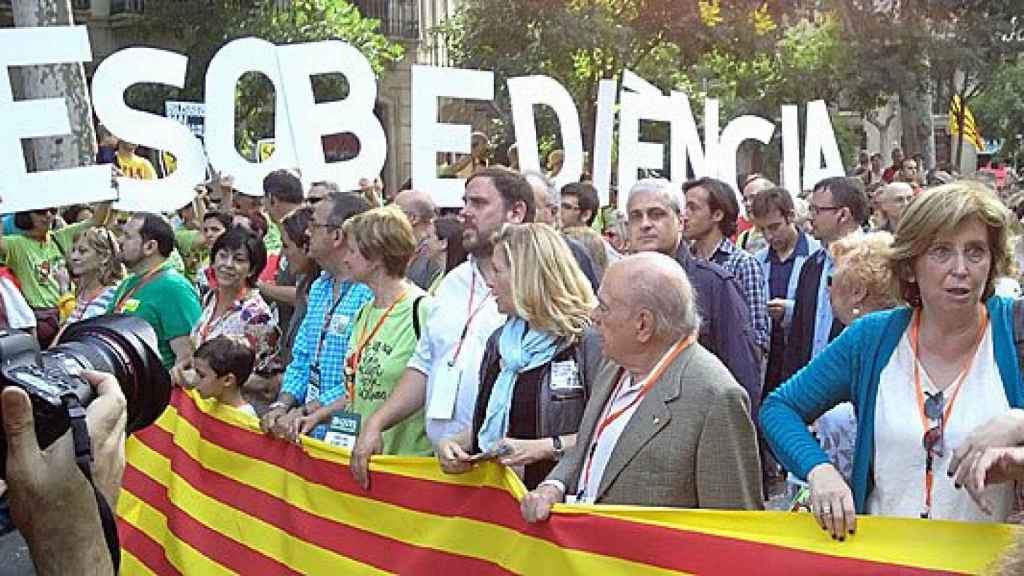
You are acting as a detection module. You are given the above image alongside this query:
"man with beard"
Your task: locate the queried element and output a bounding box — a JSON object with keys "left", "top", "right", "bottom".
{"left": 108, "top": 212, "right": 201, "bottom": 369}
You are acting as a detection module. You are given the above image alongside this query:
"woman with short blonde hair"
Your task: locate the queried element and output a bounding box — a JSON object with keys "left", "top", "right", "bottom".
{"left": 828, "top": 231, "right": 901, "bottom": 325}
{"left": 764, "top": 181, "right": 1024, "bottom": 538}
{"left": 437, "top": 223, "right": 603, "bottom": 489}
{"left": 889, "top": 181, "right": 1012, "bottom": 305}
{"left": 294, "top": 206, "right": 433, "bottom": 457}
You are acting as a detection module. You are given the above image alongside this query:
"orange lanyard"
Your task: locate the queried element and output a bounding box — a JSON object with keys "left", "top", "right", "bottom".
{"left": 580, "top": 333, "right": 696, "bottom": 497}
{"left": 345, "top": 290, "right": 408, "bottom": 400}
{"left": 448, "top": 266, "right": 490, "bottom": 367}
{"left": 908, "top": 306, "right": 988, "bottom": 518}
{"left": 114, "top": 264, "right": 165, "bottom": 311}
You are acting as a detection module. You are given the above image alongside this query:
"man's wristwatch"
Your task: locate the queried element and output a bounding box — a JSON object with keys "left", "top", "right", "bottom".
{"left": 551, "top": 436, "right": 564, "bottom": 461}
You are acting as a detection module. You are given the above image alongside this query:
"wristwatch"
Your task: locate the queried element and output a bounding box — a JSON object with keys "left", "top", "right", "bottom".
{"left": 551, "top": 436, "right": 564, "bottom": 461}
{"left": 268, "top": 401, "right": 290, "bottom": 412}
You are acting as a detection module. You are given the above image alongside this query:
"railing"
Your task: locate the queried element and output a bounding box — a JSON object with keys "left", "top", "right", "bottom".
{"left": 353, "top": 0, "right": 419, "bottom": 40}
{"left": 110, "top": 0, "right": 144, "bottom": 16}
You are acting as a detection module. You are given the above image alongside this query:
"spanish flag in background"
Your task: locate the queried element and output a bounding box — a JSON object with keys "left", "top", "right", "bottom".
{"left": 949, "top": 95, "right": 985, "bottom": 150}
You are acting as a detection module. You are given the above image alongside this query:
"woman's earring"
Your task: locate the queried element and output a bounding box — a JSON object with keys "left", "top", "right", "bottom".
{"left": 851, "top": 307, "right": 861, "bottom": 319}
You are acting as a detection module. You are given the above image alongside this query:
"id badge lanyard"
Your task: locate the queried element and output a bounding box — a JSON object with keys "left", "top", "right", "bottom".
{"left": 309, "top": 279, "right": 353, "bottom": 399}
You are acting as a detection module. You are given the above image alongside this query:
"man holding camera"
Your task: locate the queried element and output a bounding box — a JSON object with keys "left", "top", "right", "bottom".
{"left": 0, "top": 370, "right": 127, "bottom": 575}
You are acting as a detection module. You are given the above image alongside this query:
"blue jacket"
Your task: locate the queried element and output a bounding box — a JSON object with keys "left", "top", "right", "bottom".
{"left": 754, "top": 233, "right": 821, "bottom": 336}
{"left": 761, "top": 296, "right": 1024, "bottom": 513}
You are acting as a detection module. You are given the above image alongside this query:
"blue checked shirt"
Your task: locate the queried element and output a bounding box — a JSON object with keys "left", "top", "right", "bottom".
{"left": 281, "top": 273, "right": 373, "bottom": 438}
{"left": 706, "top": 238, "right": 770, "bottom": 355}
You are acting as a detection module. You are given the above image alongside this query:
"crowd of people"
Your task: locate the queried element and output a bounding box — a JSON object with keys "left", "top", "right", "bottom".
{"left": 7, "top": 133, "right": 1024, "bottom": 573}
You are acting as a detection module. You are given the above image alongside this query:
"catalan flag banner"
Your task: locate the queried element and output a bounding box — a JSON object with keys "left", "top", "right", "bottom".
{"left": 117, "top": 390, "right": 1016, "bottom": 575}
{"left": 949, "top": 95, "right": 985, "bottom": 150}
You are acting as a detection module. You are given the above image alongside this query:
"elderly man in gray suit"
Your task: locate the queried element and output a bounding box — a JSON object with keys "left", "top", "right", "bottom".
{"left": 522, "top": 252, "right": 763, "bottom": 522}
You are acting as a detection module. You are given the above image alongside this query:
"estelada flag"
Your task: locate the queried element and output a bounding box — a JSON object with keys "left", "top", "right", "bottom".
{"left": 949, "top": 95, "right": 985, "bottom": 150}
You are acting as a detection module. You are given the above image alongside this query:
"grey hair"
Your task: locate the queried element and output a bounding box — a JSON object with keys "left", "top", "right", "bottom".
{"left": 621, "top": 252, "right": 701, "bottom": 340}
{"left": 522, "top": 170, "right": 560, "bottom": 207}
{"left": 311, "top": 180, "right": 341, "bottom": 194}
{"left": 879, "top": 181, "right": 913, "bottom": 199}
{"left": 628, "top": 178, "right": 682, "bottom": 214}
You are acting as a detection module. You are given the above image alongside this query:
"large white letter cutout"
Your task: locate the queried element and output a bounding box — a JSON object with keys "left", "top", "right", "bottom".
{"left": 277, "top": 41, "right": 386, "bottom": 193}
{"left": 802, "top": 100, "right": 845, "bottom": 191}
{"left": 411, "top": 65, "right": 494, "bottom": 208}
{"left": 508, "top": 75, "right": 583, "bottom": 190}
{"left": 591, "top": 78, "right": 617, "bottom": 206}
{"left": 92, "top": 47, "right": 207, "bottom": 212}
{"left": 0, "top": 26, "right": 113, "bottom": 210}
{"left": 719, "top": 115, "right": 775, "bottom": 213}
{"left": 205, "top": 38, "right": 298, "bottom": 197}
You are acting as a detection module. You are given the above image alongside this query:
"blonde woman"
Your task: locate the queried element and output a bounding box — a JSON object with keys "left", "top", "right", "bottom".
{"left": 437, "top": 223, "right": 603, "bottom": 489}
{"left": 764, "top": 182, "right": 1024, "bottom": 540}
{"left": 294, "top": 206, "right": 432, "bottom": 456}
{"left": 65, "top": 227, "right": 124, "bottom": 325}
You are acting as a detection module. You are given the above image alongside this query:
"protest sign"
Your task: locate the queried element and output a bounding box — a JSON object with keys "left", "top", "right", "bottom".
{"left": 165, "top": 100, "right": 206, "bottom": 139}
{"left": 1, "top": 26, "right": 845, "bottom": 212}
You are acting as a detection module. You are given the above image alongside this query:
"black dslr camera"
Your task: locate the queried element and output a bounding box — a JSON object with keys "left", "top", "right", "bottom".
{"left": 0, "top": 315, "right": 171, "bottom": 477}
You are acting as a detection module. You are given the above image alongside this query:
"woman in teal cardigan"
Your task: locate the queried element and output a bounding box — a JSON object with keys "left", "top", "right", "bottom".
{"left": 762, "top": 182, "right": 1024, "bottom": 540}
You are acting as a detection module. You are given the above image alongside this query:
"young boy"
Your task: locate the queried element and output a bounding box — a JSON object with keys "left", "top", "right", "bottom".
{"left": 193, "top": 336, "right": 257, "bottom": 418}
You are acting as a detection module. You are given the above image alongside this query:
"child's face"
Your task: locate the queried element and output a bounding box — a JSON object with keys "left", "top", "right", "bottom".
{"left": 194, "top": 357, "right": 231, "bottom": 401}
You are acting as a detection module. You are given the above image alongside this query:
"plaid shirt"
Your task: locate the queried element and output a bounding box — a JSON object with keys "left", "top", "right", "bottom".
{"left": 281, "top": 273, "right": 373, "bottom": 437}
{"left": 704, "top": 238, "right": 770, "bottom": 354}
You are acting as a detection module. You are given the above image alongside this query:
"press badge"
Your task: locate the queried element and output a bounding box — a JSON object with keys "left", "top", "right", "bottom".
{"left": 121, "top": 299, "right": 140, "bottom": 313}
{"left": 550, "top": 360, "right": 581, "bottom": 391}
{"left": 324, "top": 411, "right": 361, "bottom": 449}
{"left": 329, "top": 313, "right": 351, "bottom": 335}
{"left": 426, "top": 361, "right": 461, "bottom": 420}
{"left": 307, "top": 366, "right": 322, "bottom": 401}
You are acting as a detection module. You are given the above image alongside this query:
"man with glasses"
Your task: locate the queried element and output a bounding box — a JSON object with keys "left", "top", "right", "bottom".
{"left": 781, "top": 177, "right": 868, "bottom": 381}
{"left": 260, "top": 192, "right": 374, "bottom": 441}
{"left": 559, "top": 182, "right": 599, "bottom": 229}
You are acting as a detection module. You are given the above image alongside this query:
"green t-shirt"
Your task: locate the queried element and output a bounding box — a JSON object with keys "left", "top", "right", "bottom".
{"left": 1, "top": 221, "right": 89, "bottom": 308}
{"left": 174, "top": 228, "right": 207, "bottom": 283}
{"left": 107, "top": 262, "right": 201, "bottom": 369}
{"left": 264, "top": 219, "right": 282, "bottom": 254}
{"left": 346, "top": 286, "right": 432, "bottom": 456}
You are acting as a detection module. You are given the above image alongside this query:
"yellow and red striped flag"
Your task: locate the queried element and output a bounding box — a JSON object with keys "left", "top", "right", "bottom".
{"left": 949, "top": 95, "right": 985, "bottom": 150}
{"left": 117, "top": 390, "right": 1017, "bottom": 574}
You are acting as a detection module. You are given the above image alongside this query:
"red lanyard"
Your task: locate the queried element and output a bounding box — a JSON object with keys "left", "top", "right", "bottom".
{"left": 909, "top": 306, "right": 988, "bottom": 518}
{"left": 114, "top": 264, "right": 165, "bottom": 311}
{"left": 448, "top": 266, "right": 490, "bottom": 367}
{"left": 580, "top": 333, "right": 696, "bottom": 497}
{"left": 345, "top": 290, "right": 408, "bottom": 400}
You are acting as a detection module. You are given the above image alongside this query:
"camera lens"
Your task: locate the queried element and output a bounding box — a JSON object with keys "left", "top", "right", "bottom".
{"left": 55, "top": 315, "right": 171, "bottom": 434}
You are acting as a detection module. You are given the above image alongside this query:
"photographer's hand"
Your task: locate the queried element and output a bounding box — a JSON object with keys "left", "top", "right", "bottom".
{"left": 3, "top": 372, "right": 125, "bottom": 576}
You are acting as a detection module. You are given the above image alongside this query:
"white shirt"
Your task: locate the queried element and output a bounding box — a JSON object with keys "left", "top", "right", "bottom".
{"left": 868, "top": 324, "right": 1012, "bottom": 522}
{"left": 408, "top": 258, "right": 504, "bottom": 445}
{"left": 575, "top": 372, "right": 642, "bottom": 503}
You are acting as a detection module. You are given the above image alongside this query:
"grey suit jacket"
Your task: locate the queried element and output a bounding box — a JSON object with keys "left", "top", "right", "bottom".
{"left": 547, "top": 342, "right": 764, "bottom": 510}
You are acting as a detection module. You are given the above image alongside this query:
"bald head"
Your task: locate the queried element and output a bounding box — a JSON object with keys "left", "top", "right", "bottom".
{"left": 606, "top": 252, "right": 699, "bottom": 342}
{"left": 394, "top": 189, "right": 437, "bottom": 240}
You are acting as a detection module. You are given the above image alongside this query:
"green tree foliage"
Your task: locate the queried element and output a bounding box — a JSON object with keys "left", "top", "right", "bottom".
{"left": 126, "top": 0, "right": 403, "bottom": 153}
{"left": 973, "top": 61, "right": 1024, "bottom": 162}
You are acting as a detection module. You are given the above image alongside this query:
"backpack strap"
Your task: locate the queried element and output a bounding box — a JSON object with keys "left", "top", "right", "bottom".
{"left": 412, "top": 295, "right": 425, "bottom": 340}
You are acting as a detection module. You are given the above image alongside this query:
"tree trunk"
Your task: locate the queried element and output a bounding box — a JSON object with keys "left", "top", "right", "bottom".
{"left": 12, "top": 0, "right": 97, "bottom": 173}
{"left": 898, "top": 88, "right": 935, "bottom": 169}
